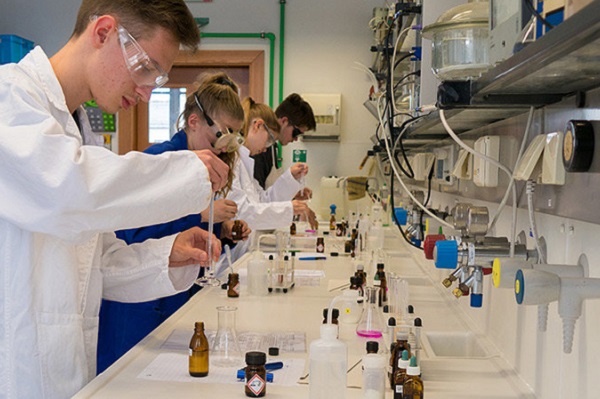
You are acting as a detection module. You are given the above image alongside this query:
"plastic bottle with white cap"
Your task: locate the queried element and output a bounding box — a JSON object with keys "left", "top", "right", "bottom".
{"left": 362, "top": 341, "right": 386, "bottom": 399}
{"left": 309, "top": 299, "right": 347, "bottom": 399}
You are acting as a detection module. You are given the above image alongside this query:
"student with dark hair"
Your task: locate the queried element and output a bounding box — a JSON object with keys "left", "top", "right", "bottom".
{"left": 252, "top": 93, "right": 317, "bottom": 189}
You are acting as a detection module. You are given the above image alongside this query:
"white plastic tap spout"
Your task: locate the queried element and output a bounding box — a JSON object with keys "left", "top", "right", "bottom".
{"left": 557, "top": 276, "right": 600, "bottom": 351}
{"left": 494, "top": 258, "right": 585, "bottom": 289}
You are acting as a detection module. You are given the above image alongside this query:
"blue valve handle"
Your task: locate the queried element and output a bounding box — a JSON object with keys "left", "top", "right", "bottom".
{"left": 394, "top": 207, "right": 408, "bottom": 225}
{"left": 470, "top": 293, "right": 483, "bottom": 308}
{"left": 434, "top": 240, "right": 459, "bottom": 269}
{"left": 515, "top": 269, "right": 525, "bottom": 304}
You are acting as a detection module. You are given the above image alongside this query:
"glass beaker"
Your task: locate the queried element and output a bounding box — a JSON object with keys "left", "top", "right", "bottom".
{"left": 211, "top": 306, "right": 242, "bottom": 367}
{"left": 356, "top": 286, "right": 385, "bottom": 338}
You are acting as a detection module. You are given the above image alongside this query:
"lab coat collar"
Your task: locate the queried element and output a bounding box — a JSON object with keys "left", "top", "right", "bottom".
{"left": 239, "top": 145, "right": 254, "bottom": 174}
{"left": 26, "top": 47, "right": 70, "bottom": 116}
{"left": 23, "top": 47, "right": 83, "bottom": 145}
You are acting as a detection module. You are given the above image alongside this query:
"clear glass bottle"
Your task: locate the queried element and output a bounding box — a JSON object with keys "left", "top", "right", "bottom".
{"left": 189, "top": 322, "right": 209, "bottom": 377}
{"left": 356, "top": 286, "right": 385, "bottom": 338}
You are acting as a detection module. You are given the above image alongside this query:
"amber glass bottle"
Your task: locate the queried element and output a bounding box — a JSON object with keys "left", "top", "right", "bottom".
{"left": 402, "top": 356, "right": 423, "bottom": 399}
{"left": 245, "top": 351, "right": 267, "bottom": 397}
{"left": 189, "top": 322, "right": 209, "bottom": 377}
{"left": 227, "top": 273, "right": 240, "bottom": 298}
{"left": 231, "top": 220, "right": 244, "bottom": 241}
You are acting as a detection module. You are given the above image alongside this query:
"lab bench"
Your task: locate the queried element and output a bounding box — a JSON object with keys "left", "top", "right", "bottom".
{"left": 74, "top": 229, "right": 534, "bottom": 398}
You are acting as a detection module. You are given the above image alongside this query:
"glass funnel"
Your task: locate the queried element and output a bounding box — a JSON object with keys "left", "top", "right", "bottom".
{"left": 211, "top": 306, "right": 242, "bottom": 367}
{"left": 356, "top": 286, "right": 385, "bottom": 338}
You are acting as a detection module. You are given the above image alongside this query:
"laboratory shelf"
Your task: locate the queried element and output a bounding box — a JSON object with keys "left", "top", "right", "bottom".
{"left": 404, "top": 1, "right": 600, "bottom": 146}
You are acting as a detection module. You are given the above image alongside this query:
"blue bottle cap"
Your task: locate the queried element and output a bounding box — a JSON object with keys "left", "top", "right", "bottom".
{"left": 434, "top": 240, "right": 458, "bottom": 269}
{"left": 330, "top": 204, "right": 337, "bottom": 214}
{"left": 394, "top": 207, "right": 408, "bottom": 225}
{"left": 470, "top": 293, "right": 483, "bottom": 308}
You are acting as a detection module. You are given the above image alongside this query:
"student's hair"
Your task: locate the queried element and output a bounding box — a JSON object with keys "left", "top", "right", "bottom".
{"left": 179, "top": 72, "right": 244, "bottom": 195}
{"left": 275, "top": 93, "right": 317, "bottom": 131}
{"left": 72, "top": 0, "right": 200, "bottom": 50}
{"left": 241, "top": 97, "right": 281, "bottom": 138}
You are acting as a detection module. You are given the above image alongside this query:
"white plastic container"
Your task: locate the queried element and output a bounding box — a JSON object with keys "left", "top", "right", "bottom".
{"left": 362, "top": 353, "right": 386, "bottom": 399}
{"left": 338, "top": 289, "right": 362, "bottom": 324}
{"left": 246, "top": 251, "right": 268, "bottom": 296}
{"left": 309, "top": 324, "right": 347, "bottom": 399}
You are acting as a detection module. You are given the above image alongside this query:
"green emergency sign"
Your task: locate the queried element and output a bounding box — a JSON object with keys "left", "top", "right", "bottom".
{"left": 292, "top": 149, "right": 307, "bottom": 162}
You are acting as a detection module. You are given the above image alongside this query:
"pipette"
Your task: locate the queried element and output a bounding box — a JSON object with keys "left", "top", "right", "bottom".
{"left": 196, "top": 195, "right": 221, "bottom": 287}
{"left": 224, "top": 244, "right": 233, "bottom": 274}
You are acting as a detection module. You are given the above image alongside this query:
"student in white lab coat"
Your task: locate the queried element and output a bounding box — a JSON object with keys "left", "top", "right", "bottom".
{"left": 0, "top": 1, "right": 229, "bottom": 398}
{"left": 227, "top": 97, "right": 318, "bottom": 232}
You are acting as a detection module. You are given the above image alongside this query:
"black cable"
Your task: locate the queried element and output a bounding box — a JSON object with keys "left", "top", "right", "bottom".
{"left": 390, "top": 165, "right": 423, "bottom": 250}
{"left": 394, "top": 70, "right": 420, "bottom": 90}
{"left": 394, "top": 51, "right": 415, "bottom": 69}
{"left": 523, "top": 0, "right": 554, "bottom": 30}
{"left": 419, "top": 161, "right": 435, "bottom": 240}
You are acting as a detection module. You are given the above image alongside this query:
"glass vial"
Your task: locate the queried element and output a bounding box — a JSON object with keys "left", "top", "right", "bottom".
{"left": 227, "top": 273, "right": 240, "bottom": 298}
{"left": 189, "top": 321, "right": 209, "bottom": 377}
{"left": 245, "top": 351, "right": 267, "bottom": 397}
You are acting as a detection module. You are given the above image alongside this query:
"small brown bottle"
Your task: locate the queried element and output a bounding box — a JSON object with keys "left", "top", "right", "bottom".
{"left": 245, "top": 351, "right": 267, "bottom": 397}
{"left": 393, "top": 350, "right": 410, "bottom": 398}
{"left": 290, "top": 220, "right": 297, "bottom": 236}
{"left": 227, "top": 273, "right": 240, "bottom": 298}
{"left": 316, "top": 237, "right": 325, "bottom": 253}
{"left": 376, "top": 263, "right": 387, "bottom": 306}
{"left": 329, "top": 212, "right": 336, "bottom": 231}
{"left": 231, "top": 220, "right": 244, "bottom": 241}
{"left": 389, "top": 331, "right": 411, "bottom": 388}
{"left": 189, "top": 322, "right": 209, "bottom": 377}
{"left": 402, "top": 356, "right": 423, "bottom": 399}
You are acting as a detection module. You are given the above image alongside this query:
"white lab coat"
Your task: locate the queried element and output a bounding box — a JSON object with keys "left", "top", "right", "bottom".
{"left": 0, "top": 47, "right": 212, "bottom": 399}
{"left": 227, "top": 146, "right": 300, "bottom": 230}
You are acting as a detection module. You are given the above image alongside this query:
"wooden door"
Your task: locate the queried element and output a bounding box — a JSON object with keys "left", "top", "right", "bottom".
{"left": 118, "top": 50, "right": 265, "bottom": 154}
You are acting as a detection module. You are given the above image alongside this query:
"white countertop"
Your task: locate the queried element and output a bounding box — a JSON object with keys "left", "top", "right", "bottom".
{"left": 74, "top": 230, "right": 534, "bottom": 398}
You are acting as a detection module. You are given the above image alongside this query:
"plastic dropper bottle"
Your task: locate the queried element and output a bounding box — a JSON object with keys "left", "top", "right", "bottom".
{"left": 393, "top": 350, "right": 409, "bottom": 398}
{"left": 402, "top": 356, "right": 423, "bottom": 398}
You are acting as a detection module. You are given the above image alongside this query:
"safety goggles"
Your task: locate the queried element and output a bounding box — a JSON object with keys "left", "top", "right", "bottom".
{"left": 292, "top": 125, "right": 304, "bottom": 138}
{"left": 117, "top": 25, "right": 169, "bottom": 89}
{"left": 194, "top": 94, "right": 244, "bottom": 153}
{"left": 263, "top": 124, "right": 278, "bottom": 147}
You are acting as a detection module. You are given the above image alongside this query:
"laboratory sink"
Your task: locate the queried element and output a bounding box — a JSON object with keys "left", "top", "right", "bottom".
{"left": 422, "top": 331, "right": 490, "bottom": 359}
